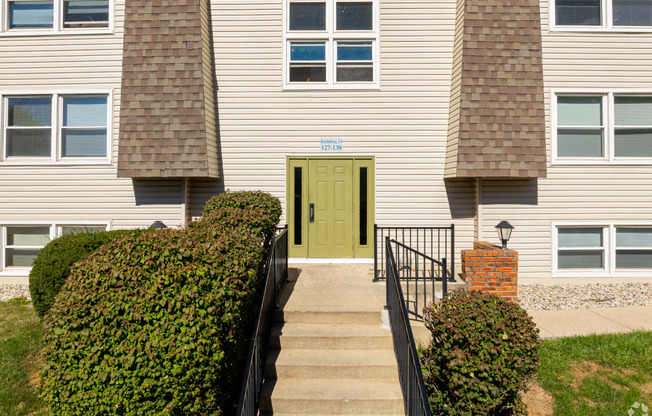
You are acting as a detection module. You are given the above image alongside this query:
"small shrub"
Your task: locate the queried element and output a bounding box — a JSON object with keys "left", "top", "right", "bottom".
{"left": 194, "top": 190, "right": 282, "bottom": 244}
{"left": 421, "top": 290, "right": 540, "bottom": 416}
{"left": 29, "top": 229, "right": 146, "bottom": 319}
{"left": 40, "top": 226, "right": 266, "bottom": 415}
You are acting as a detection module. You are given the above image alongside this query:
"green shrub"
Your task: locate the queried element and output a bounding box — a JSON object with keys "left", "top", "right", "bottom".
{"left": 421, "top": 290, "right": 540, "bottom": 416}
{"left": 194, "top": 190, "right": 282, "bottom": 244}
{"left": 29, "top": 229, "right": 146, "bottom": 319}
{"left": 40, "top": 226, "right": 266, "bottom": 415}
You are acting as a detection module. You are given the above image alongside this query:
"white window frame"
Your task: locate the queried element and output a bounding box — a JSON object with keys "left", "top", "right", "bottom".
{"left": 552, "top": 89, "right": 652, "bottom": 165}
{"left": 550, "top": 0, "right": 652, "bottom": 32}
{"left": 0, "top": 0, "right": 113, "bottom": 36}
{"left": 0, "top": 221, "right": 110, "bottom": 276}
{"left": 283, "top": 0, "right": 380, "bottom": 90}
{"left": 553, "top": 222, "right": 652, "bottom": 277}
{"left": 0, "top": 89, "right": 112, "bottom": 165}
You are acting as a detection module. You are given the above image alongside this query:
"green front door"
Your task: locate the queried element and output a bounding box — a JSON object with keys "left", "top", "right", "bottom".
{"left": 287, "top": 157, "right": 374, "bottom": 258}
{"left": 308, "top": 159, "right": 354, "bottom": 257}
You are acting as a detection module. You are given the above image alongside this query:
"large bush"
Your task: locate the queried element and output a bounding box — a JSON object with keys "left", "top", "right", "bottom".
{"left": 29, "top": 229, "right": 145, "bottom": 319}
{"left": 421, "top": 290, "right": 540, "bottom": 416}
{"left": 196, "top": 190, "right": 282, "bottom": 244}
{"left": 40, "top": 191, "right": 282, "bottom": 415}
{"left": 40, "top": 227, "right": 265, "bottom": 415}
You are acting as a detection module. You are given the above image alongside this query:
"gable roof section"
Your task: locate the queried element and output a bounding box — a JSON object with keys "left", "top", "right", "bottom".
{"left": 445, "top": 0, "right": 547, "bottom": 178}
{"left": 118, "top": 0, "right": 218, "bottom": 178}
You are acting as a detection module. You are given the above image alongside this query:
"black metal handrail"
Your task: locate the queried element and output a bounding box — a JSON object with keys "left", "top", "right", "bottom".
{"left": 236, "top": 226, "right": 288, "bottom": 416}
{"left": 386, "top": 237, "right": 433, "bottom": 416}
{"left": 390, "top": 239, "right": 447, "bottom": 320}
{"left": 375, "top": 225, "right": 455, "bottom": 283}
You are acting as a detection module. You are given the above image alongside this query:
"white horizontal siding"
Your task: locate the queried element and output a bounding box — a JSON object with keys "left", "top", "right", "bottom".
{"left": 208, "top": 0, "right": 473, "bottom": 268}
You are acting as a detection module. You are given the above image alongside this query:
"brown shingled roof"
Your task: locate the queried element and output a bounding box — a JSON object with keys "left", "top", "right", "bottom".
{"left": 445, "top": 0, "right": 547, "bottom": 178}
{"left": 117, "top": 0, "right": 218, "bottom": 178}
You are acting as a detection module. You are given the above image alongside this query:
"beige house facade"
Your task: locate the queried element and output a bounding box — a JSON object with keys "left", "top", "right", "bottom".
{"left": 0, "top": 0, "right": 651, "bottom": 282}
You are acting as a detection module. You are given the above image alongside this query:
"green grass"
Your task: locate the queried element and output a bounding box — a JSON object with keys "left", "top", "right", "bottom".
{"left": 0, "top": 298, "right": 48, "bottom": 416}
{"left": 538, "top": 331, "right": 652, "bottom": 416}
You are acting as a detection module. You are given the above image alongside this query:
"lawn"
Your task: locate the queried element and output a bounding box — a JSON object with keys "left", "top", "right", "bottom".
{"left": 0, "top": 298, "right": 48, "bottom": 416}
{"left": 535, "top": 331, "right": 652, "bottom": 416}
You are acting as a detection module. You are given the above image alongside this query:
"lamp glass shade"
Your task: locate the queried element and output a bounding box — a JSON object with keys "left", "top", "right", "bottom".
{"left": 495, "top": 221, "right": 514, "bottom": 242}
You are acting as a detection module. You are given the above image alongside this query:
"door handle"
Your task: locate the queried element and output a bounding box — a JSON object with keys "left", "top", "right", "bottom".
{"left": 309, "top": 203, "right": 315, "bottom": 223}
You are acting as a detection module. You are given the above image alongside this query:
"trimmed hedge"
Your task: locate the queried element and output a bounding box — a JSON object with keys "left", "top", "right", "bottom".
{"left": 40, "top": 191, "right": 282, "bottom": 415}
{"left": 197, "top": 190, "right": 282, "bottom": 243}
{"left": 421, "top": 290, "right": 540, "bottom": 416}
{"left": 29, "top": 229, "right": 146, "bottom": 319}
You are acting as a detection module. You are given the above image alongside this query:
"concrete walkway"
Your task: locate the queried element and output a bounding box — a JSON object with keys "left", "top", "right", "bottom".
{"left": 529, "top": 305, "right": 652, "bottom": 339}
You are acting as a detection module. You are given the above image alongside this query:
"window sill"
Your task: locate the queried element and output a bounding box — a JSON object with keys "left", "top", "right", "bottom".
{"left": 554, "top": 270, "right": 652, "bottom": 278}
{"left": 552, "top": 159, "right": 652, "bottom": 166}
{"left": 0, "top": 29, "right": 114, "bottom": 37}
{"left": 0, "top": 160, "right": 112, "bottom": 167}
{"left": 283, "top": 83, "right": 380, "bottom": 91}
{"left": 0, "top": 269, "right": 30, "bottom": 278}
{"left": 549, "top": 26, "right": 652, "bottom": 34}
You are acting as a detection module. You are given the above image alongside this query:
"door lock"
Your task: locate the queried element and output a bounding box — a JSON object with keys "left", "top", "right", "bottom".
{"left": 309, "top": 203, "right": 315, "bottom": 223}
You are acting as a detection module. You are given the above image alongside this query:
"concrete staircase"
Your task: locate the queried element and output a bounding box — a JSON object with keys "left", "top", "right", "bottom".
{"left": 259, "top": 264, "right": 404, "bottom": 416}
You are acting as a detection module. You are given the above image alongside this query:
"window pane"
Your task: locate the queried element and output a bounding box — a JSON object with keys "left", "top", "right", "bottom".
{"left": 5, "top": 249, "right": 42, "bottom": 267}
{"left": 557, "top": 128, "right": 603, "bottom": 157}
{"left": 336, "top": 2, "right": 373, "bottom": 30}
{"left": 8, "top": 97, "right": 51, "bottom": 126}
{"left": 63, "top": 0, "right": 109, "bottom": 27}
{"left": 337, "top": 42, "right": 373, "bottom": 61}
{"left": 616, "top": 250, "right": 652, "bottom": 268}
{"left": 289, "top": 2, "right": 325, "bottom": 30}
{"left": 293, "top": 167, "right": 302, "bottom": 246}
{"left": 614, "top": 129, "right": 652, "bottom": 157}
{"left": 289, "top": 65, "right": 326, "bottom": 82}
{"left": 290, "top": 42, "right": 325, "bottom": 61}
{"left": 61, "top": 225, "right": 105, "bottom": 235}
{"left": 613, "top": 0, "right": 652, "bottom": 26}
{"left": 555, "top": 0, "right": 601, "bottom": 26}
{"left": 614, "top": 96, "right": 652, "bottom": 126}
{"left": 557, "top": 96, "right": 602, "bottom": 126}
{"left": 359, "top": 167, "right": 368, "bottom": 246}
{"left": 337, "top": 64, "right": 373, "bottom": 82}
{"left": 617, "top": 228, "right": 652, "bottom": 247}
{"left": 6, "top": 129, "right": 51, "bottom": 157}
{"left": 558, "top": 250, "right": 604, "bottom": 269}
{"left": 558, "top": 228, "right": 603, "bottom": 248}
{"left": 7, "top": 226, "right": 50, "bottom": 246}
{"left": 9, "top": 1, "right": 53, "bottom": 28}
{"left": 63, "top": 96, "right": 107, "bottom": 127}
{"left": 62, "top": 128, "right": 107, "bottom": 157}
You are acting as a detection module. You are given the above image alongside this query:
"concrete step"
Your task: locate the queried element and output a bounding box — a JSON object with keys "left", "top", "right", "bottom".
{"left": 265, "top": 348, "right": 398, "bottom": 380}
{"left": 259, "top": 378, "right": 404, "bottom": 415}
{"left": 270, "top": 323, "right": 393, "bottom": 350}
{"left": 274, "top": 309, "right": 383, "bottom": 325}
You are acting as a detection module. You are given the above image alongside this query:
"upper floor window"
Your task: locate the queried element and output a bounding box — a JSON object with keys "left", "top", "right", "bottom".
{"left": 553, "top": 0, "right": 652, "bottom": 30}
{"left": 284, "top": 0, "right": 379, "bottom": 89}
{"left": 2, "top": 0, "right": 110, "bottom": 34}
{"left": 553, "top": 92, "right": 652, "bottom": 163}
{"left": 1, "top": 92, "right": 110, "bottom": 163}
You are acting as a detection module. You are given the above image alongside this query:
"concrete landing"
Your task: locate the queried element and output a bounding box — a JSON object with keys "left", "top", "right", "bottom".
{"left": 260, "top": 264, "right": 404, "bottom": 416}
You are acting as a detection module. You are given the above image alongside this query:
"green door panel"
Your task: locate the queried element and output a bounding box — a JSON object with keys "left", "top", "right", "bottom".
{"left": 308, "top": 159, "right": 354, "bottom": 258}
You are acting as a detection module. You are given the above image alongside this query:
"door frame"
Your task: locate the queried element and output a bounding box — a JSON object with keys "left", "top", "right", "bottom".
{"left": 287, "top": 156, "right": 375, "bottom": 258}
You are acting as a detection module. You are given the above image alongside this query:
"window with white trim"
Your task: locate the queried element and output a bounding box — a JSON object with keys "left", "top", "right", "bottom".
{"left": 553, "top": 92, "right": 652, "bottom": 162}
{"left": 2, "top": 0, "right": 110, "bottom": 33}
{"left": 1, "top": 223, "right": 107, "bottom": 272}
{"left": 2, "top": 93, "right": 110, "bottom": 162}
{"left": 555, "top": 224, "right": 652, "bottom": 276}
{"left": 553, "top": 0, "right": 652, "bottom": 29}
{"left": 284, "top": 0, "right": 379, "bottom": 88}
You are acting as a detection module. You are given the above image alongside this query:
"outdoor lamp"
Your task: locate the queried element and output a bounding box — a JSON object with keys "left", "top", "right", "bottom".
{"left": 149, "top": 221, "right": 168, "bottom": 229}
{"left": 495, "top": 220, "right": 514, "bottom": 249}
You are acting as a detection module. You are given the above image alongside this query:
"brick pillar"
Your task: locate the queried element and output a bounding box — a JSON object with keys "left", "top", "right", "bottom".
{"left": 461, "top": 242, "right": 518, "bottom": 302}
